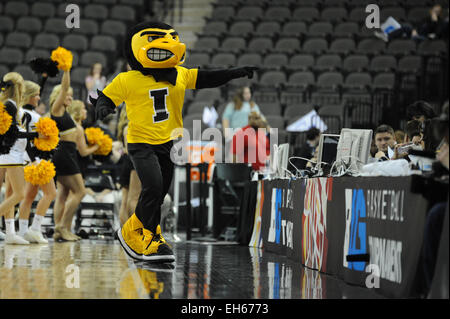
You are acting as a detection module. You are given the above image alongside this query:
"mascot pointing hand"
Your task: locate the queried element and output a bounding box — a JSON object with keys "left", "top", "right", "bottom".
{"left": 91, "top": 21, "right": 257, "bottom": 263}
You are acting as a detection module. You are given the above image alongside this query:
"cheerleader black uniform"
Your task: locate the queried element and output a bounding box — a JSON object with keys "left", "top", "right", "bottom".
{"left": 51, "top": 111, "right": 81, "bottom": 176}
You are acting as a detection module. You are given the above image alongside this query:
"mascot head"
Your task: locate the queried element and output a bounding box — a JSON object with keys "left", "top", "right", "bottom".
{"left": 125, "top": 21, "right": 186, "bottom": 70}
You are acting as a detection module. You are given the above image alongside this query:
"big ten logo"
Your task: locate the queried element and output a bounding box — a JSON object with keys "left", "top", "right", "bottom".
{"left": 268, "top": 262, "right": 292, "bottom": 299}
{"left": 65, "top": 264, "right": 80, "bottom": 289}
{"left": 268, "top": 188, "right": 293, "bottom": 249}
{"left": 187, "top": 143, "right": 217, "bottom": 182}
{"left": 343, "top": 189, "right": 367, "bottom": 271}
{"left": 365, "top": 4, "right": 380, "bottom": 29}
{"left": 65, "top": 4, "right": 80, "bottom": 29}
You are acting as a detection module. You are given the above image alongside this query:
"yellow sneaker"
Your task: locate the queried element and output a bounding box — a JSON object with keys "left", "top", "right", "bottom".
{"left": 141, "top": 225, "right": 175, "bottom": 263}
{"left": 117, "top": 213, "right": 146, "bottom": 260}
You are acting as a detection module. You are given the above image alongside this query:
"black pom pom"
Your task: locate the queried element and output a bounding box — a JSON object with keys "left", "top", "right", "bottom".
{"left": 28, "top": 58, "right": 59, "bottom": 77}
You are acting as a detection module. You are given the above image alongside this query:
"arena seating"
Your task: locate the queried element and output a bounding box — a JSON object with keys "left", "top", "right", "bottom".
{"left": 182, "top": 0, "right": 448, "bottom": 145}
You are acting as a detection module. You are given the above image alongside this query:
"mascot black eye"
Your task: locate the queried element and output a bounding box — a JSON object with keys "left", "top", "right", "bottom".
{"left": 148, "top": 35, "right": 161, "bottom": 42}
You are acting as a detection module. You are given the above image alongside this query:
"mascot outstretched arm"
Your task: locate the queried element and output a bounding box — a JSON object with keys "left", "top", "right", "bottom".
{"left": 93, "top": 21, "right": 255, "bottom": 263}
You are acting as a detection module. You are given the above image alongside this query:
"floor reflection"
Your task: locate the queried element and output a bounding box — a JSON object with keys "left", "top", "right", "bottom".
{"left": 0, "top": 240, "right": 383, "bottom": 299}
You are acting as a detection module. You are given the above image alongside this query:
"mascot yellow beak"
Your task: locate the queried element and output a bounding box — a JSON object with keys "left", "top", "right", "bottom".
{"left": 131, "top": 28, "right": 186, "bottom": 69}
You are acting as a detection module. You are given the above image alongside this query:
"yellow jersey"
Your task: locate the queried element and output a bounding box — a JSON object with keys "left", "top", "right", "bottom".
{"left": 103, "top": 67, "right": 198, "bottom": 145}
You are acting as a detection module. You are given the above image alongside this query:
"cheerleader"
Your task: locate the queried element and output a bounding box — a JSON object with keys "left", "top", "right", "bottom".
{"left": 16, "top": 80, "right": 56, "bottom": 244}
{"left": 0, "top": 72, "right": 30, "bottom": 244}
{"left": 116, "top": 107, "right": 141, "bottom": 226}
{"left": 50, "top": 68, "right": 98, "bottom": 241}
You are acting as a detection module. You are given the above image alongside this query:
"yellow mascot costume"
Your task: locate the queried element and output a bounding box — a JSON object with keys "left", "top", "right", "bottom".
{"left": 90, "top": 21, "right": 257, "bottom": 262}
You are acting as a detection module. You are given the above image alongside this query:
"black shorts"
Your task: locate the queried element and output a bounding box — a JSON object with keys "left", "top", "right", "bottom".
{"left": 119, "top": 154, "right": 135, "bottom": 188}
{"left": 53, "top": 141, "right": 81, "bottom": 176}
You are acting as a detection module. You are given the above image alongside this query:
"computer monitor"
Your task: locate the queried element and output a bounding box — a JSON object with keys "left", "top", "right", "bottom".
{"left": 316, "top": 134, "right": 340, "bottom": 174}
{"left": 335, "top": 128, "right": 373, "bottom": 173}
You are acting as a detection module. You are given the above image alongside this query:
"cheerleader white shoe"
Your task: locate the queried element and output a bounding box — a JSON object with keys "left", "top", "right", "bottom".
{"left": 24, "top": 228, "right": 48, "bottom": 244}
{"left": 5, "top": 234, "right": 30, "bottom": 245}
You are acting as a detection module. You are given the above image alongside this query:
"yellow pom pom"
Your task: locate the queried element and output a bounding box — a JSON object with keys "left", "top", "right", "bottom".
{"left": 34, "top": 117, "right": 59, "bottom": 151}
{"left": 51, "top": 46, "right": 73, "bottom": 72}
{"left": 24, "top": 160, "right": 56, "bottom": 186}
{"left": 0, "top": 102, "right": 12, "bottom": 135}
{"left": 85, "top": 127, "right": 113, "bottom": 156}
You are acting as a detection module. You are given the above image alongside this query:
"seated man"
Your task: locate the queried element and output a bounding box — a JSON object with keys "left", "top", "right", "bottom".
{"left": 373, "top": 124, "right": 397, "bottom": 161}
{"left": 290, "top": 127, "right": 321, "bottom": 172}
{"left": 231, "top": 111, "right": 270, "bottom": 171}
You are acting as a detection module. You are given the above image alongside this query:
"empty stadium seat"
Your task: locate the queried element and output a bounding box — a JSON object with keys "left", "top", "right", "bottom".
{"left": 283, "top": 103, "right": 314, "bottom": 124}
{"left": 372, "top": 72, "right": 396, "bottom": 90}
{"left": 380, "top": 7, "right": 407, "bottom": 22}
{"left": 407, "top": 7, "right": 430, "bottom": 24}
{"left": 71, "top": 67, "right": 90, "bottom": 85}
{"left": 321, "top": 7, "right": 348, "bottom": 23}
{"left": 80, "top": 52, "right": 108, "bottom": 68}
{"left": 357, "top": 39, "right": 386, "bottom": 55}
{"left": 13, "top": 65, "right": 35, "bottom": 81}
{"left": 0, "top": 47, "right": 24, "bottom": 66}
{"left": 84, "top": 4, "right": 109, "bottom": 20}
{"left": 344, "top": 72, "right": 372, "bottom": 92}
{"left": 5, "top": 32, "right": 32, "bottom": 50}
{"left": 101, "top": 20, "right": 128, "bottom": 37}
{"left": 201, "top": 21, "right": 227, "bottom": 37}
{"left": 44, "top": 18, "right": 70, "bottom": 35}
{"left": 292, "top": 7, "right": 319, "bottom": 22}
{"left": 287, "top": 71, "right": 315, "bottom": 88}
{"left": 33, "top": 33, "right": 60, "bottom": 50}
{"left": 273, "top": 37, "right": 301, "bottom": 54}
{"left": 417, "top": 40, "right": 448, "bottom": 56}
{"left": 25, "top": 48, "right": 50, "bottom": 62}
{"left": 0, "top": 64, "right": 9, "bottom": 76}
{"left": 208, "top": 6, "right": 235, "bottom": 22}
{"left": 256, "top": 101, "right": 282, "bottom": 116}
{"left": 211, "top": 53, "right": 236, "bottom": 67}
{"left": 16, "top": 17, "right": 42, "bottom": 34}
{"left": 31, "top": 2, "right": 56, "bottom": 18}
{"left": 254, "top": 21, "right": 282, "bottom": 37}
{"left": 237, "top": 53, "right": 263, "bottom": 67}
{"left": 90, "top": 35, "right": 117, "bottom": 52}
{"left": 386, "top": 39, "right": 416, "bottom": 56}
{"left": 258, "top": 70, "right": 286, "bottom": 87}
{"left": 308, "top": 22, "right": 333, "bottom": 38}
{"left": 73, "top": 19, "right": 99, "bottom": 37}
{"left": 282, "top": 21, "right": 307, "bottom": 37}
{"left": 0, "top": 16, "right": 15, "bottom": 33}
{"left": 218, "top": 37, "right": 246, "bottom": 53}
{"left": 333, "top": 22, "right": 359, "bottom": 38}
{"left": 247, "top": 37, "right": 273, "bottom": 54}
{"left": 398, "top": 56, "right": 422, "bottom": 73}
{"left": 186, "top": 52, "right": 210, "bottom": 68}
{"left": 110, "top": 5, "right": 136, "bottom": 22}
{"left": 329, "top": 38, "right": 356, "bottom": 55}
{"left": 193, "top": 88, "right": 222, "bottom": 103}
{"left": 262, "top": 53, "right": 289, "bottom": 70}
{"left": 265, "top": 115, "right": 285, "bottom": 129}
{"left": 302, "top": 38, "right": 328, "bottom": 55}
{"left": 288, "top": 54, "right": 315, "bottom": 71}
{"left": 192, "top": 36, "right": 219, "bottom": 53}
{"left": 315, "top": 54, "right": 342, "bottom": 71}
{"left": 4, "top": 1, "right": 29, "bottom": 17}
{"left": 263, "top": 6, "right": 291, "bottom": 22}
{"left": 235, "top": 6, "right": 264, "bottom": 22}
{"left": 342, "top": 55, "right": 369, "bottom": 72}
{"left": 370, "top": 55, "right": 397, "bottom": 72}
{"left": 316, "top": 72, "right": 344, "bottom": 90}
{"left": 348, "top": 7, "right": 366, "bottom": 22}
{"left": 228, "top": 21, "right": 254, "bottom": 37}
{"left": 62, "top": 34, "right": 89, "bottom": 51}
